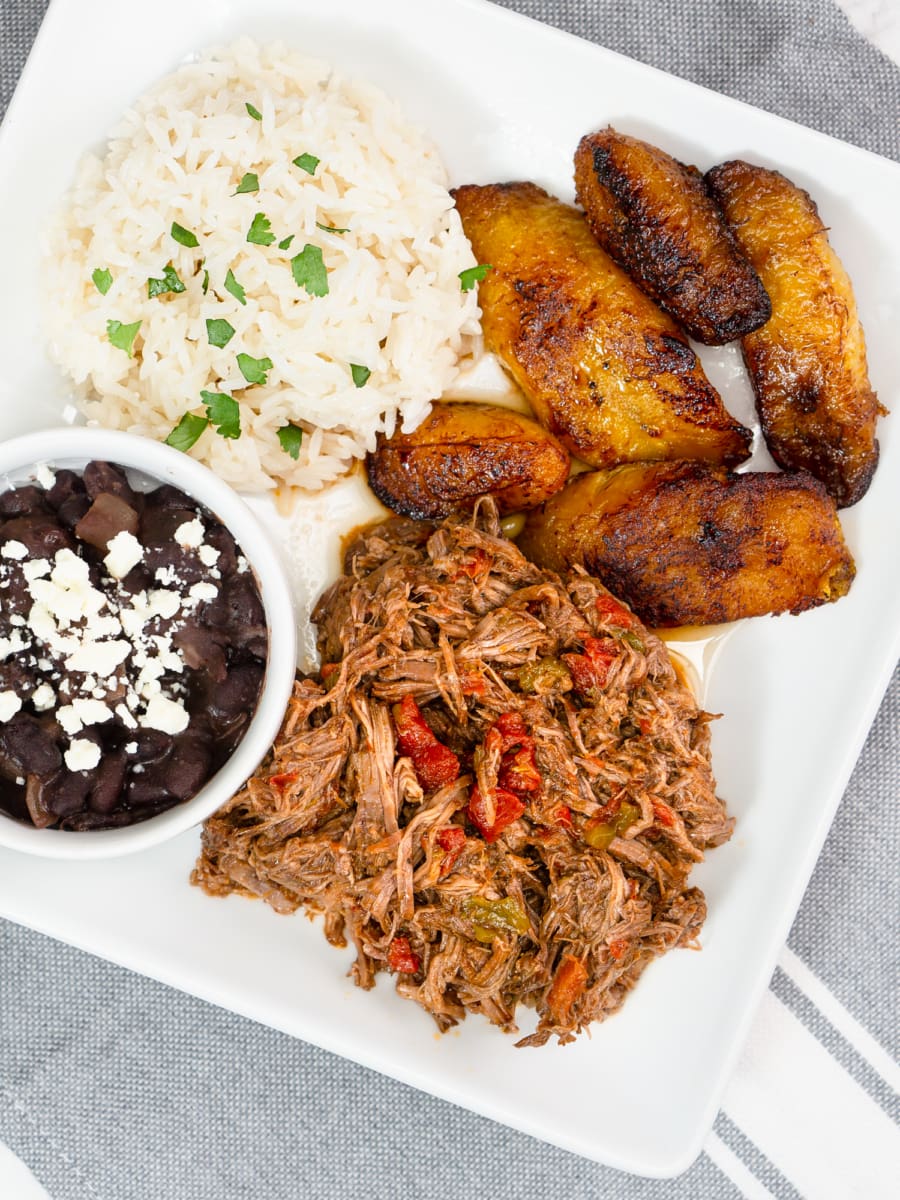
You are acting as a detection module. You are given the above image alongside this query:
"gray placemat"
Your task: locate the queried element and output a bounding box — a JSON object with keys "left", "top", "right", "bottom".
{"left": 1, "top": 2, "right": 898, "bottom": 1198}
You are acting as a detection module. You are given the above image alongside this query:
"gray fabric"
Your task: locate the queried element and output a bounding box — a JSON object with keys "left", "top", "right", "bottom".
{"left": 1, "top": 2, "right": 898, "bottom": 1198}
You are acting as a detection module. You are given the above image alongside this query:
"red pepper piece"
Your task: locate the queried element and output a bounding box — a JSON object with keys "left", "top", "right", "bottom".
{"left": 652, "top": 798, "right": 676, "bottom": 828}
{"left": 608, "top": 938, "right": 629, "bottom": 962}
{"left": 467, "top": 784, "right": 525, "bottom": 843}
{"left": 388, "top": 936, "right": 420, "bottom": 974}
{"left": 493, "top": 710, "right": 530, "bottom": 751}
{"left": 393, "top": 695, "right": 460, "bottom": 792}
{"left": 458, "top": 669, "right": 486, "bottom": 697}
{"left": 454, "top": 548, "right": 490, "bottom": 579}
{"left": 269, "top": 771, "right": 299, "bottom": 792}
{"left": 546, "top": 954, "right": 588, "bottom": 1023}
{"left": 498, "top": 744, "right": 542, "bottom": 795}
{"left": 436, "top": 825, "right": 467, "bottom": 876}
{"left": 561, "top": 636, "right": 619, "bottom": 695}
{"left": 595, "top": 594, "right": 636, "bottom": 629}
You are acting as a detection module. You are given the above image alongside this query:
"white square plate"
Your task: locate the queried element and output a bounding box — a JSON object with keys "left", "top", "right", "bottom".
{"left": 1, "top": 0, "right": 898, "bottom": 1177}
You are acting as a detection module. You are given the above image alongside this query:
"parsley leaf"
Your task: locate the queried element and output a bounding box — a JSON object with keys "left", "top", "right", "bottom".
{"left": 92, "top": 268, "right": 113, "bottom": 295}
{"left": 277, "top": 423, "right": 303, "bottom": 460}
{"left": 350, "top": 363, "right": 371, "bottom": 388}
{"left": 316, "top": 222, "right": 349, "bottom": 235}
{"left": 202, "top": 267, "right": 210, "bottom": 295}
{"left": 224, "top": 269, "right": 247, "bottom": 306}
{"left": 171, "top": 222, "right": 200, "bottom": 248}
{"left": 201, "top": 389, "right": 241, "bottom": 440}
{"left": 246, "top": 102, "right": 262, "bottom": 121}
{"left": 293, "top": 153, "right": 319, "bottom": 175}
{"left": 459, "top": 263, "right": 493, "bottom": 292}
{"left": 166, "top": 413, "right": 209, "bottom": 452}
{"left": 278, "top": 234, "right": 295, "bottom": 250}
{"left": 290, "top": 244, "right": 328, "bottom": 297}
{"left": 237, "top": 353, "right": 273, "bottom": 386}
{"left": 233, "top": 172, "right": 260, "bottom": 195}
{"left": 147, "top": 263, "right": 186, "bottom": 298}
{"left": 247, "top": 212, "right": 276, "bottom": 246}
{"left": 206, "top": 318, "right": 235, "bottom": 348}
{"left": 106, "top": 319, "right": 141, "bottom": 357}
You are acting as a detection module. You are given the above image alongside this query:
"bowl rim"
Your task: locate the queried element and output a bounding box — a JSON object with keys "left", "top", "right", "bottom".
{"left": 0, "top": 426, "right": 296, "bottom": 859}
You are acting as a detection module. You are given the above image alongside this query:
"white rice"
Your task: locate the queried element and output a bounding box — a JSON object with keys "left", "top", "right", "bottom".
{"left": 43, "top": 39, "right": 482, "bottom": 493}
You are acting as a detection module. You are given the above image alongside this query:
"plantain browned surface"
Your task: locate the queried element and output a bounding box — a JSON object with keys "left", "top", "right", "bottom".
{"left": 518, "top": 461, "right": 855, "bottom": 627}
{"left": 706, "top": 160, "right": 881, "bottom": 508}
{"left": 365, "top": 401, "right": 570, "bottom": 518}
{"left": 574, "top": 128, "right": 771, "bottom": 344}
{"left": 452, "top": 182, "right": 752, "bottom": 470}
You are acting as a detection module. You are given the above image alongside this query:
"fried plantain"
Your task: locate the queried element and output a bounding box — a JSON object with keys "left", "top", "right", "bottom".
{"left": 452, "top": 181, "right": 752, "bottom": 470}
{"left": 706, "top": 160, "right": 881, "bottom": 508}
{"left": 518, "top": 461, "right": 854, "bottom": 627}
{"left": 365, "top": 402, "right": 570, "bottom": 519}
{"left": 574, "top": 128, "right": 771, "bottom": 344}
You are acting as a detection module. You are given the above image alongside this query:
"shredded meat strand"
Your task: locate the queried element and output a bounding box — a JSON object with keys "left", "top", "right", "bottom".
{"left": 192, "top": 502, "right": 732, "bottom": 1046}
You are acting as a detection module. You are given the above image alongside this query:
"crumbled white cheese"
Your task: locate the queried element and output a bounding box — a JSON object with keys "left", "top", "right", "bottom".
{"left": 154, "top": 565, "right": 177, "bottom": 586}
{"left": 65, "top": 639, "right": 131, "bottom": 678}
{"left": 34, "top": 463, "right": 56, "bottom": 490}
{"left": 188, "top": 582, "right": 218, "bottom": 605}
{"left": 115, "top": 702, "right": 138, "bottom": 730}
{"left": 124, "top": 741, "right": 138, "bottom": 754}
{"left": 0, "top": 540, "right": 28, "bottom": 561}
{"left": 198, "top": 544, "right": 220, "bottom": 567}
{"left": 0, "top": 630, "right": 28, "bottom": 661}
{"left": 140, "top": 694, "right": 190, "bottom": 734}
{"left": 104, "top": 530, "right": 144, "bottom": 580}
{"left": 72, "top": 698, "right": 113, "bottom": 726}
{"left": 174, "top": 518, "right": 204, "bottom": 549}
{"left": 31, "top": 683, "right": 55, "bottom": 712}
{"left": 56, "top": 704, "right": 83, "bottom": 735}
{"left": 237, "top": 556, "right": 249, "bottom": 574}
{"left": 148, "top": 589, "right": 180, "bottom": 620}
{"left": 22, "top": 558, "right": 51, "bottom": 583}
{"left": 64, "top": 738, "right": 101, "bottom": 772}
{"left": 0, "top": 691, "right": 22, "bottom": 722}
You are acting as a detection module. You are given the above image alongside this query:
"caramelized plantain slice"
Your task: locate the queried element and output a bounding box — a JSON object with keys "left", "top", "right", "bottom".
{"left": 365, "top": 402, "right": 570, "bottom": 519}
{"left": 574, "top": 128, "right": 771, "bottom": 344}
{"left": 706, "top": 161, "right": 881, "bottom": 508}
{"left": 452, "top": 182, "right": 752, "bottom": 470}
{"left": 518, "top": 461, "right": 855, "bottom": 627}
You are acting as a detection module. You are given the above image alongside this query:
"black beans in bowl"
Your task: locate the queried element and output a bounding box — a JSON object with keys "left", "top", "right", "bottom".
{"left": 0, "top": 459, "right": 269, "bottom": 831}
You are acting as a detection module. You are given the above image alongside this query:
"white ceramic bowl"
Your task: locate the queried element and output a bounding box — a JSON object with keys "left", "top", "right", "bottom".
{"left": 0, "top": 427, "right": 296, "bottom": 859}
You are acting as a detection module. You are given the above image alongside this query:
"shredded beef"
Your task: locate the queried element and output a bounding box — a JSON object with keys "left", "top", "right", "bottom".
{"left": 192, "top": 502, "right": 732, "bottom": 1046}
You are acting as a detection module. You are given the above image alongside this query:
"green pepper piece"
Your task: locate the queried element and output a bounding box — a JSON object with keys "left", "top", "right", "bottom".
{"left": 461, "top": 896, "right": 529, "bottom": 941}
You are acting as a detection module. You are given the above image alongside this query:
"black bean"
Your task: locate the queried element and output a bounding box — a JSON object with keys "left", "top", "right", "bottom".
{"left": 46, "top": 469, "right": 86, "bottom": 510}
{"left": 0, "top": 715, "right": 62, "bottom": 776}
{"left": 0, "top": 486, "right": 48, "bottom": 517}
{"left": 55, "top": 493, "right": 92, "bottom": 530}
{"left": 164, "top": 735, "right": 211, "bottom": 800}
{"left": 82, "top": 461, "right": 137, "bottom": 507}
{"left": 89, "top": 751, "right": 127, "bottom": 814}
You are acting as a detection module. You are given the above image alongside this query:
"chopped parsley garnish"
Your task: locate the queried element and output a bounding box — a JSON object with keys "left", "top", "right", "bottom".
{"left": 171, "top": 222, "right": 200, "bottom": 248}
{"left": 234, "top": 172, "right": 260, "bottom": 195}
{"left": 201, "top": 389, "right": 241, "bottom": 440}
{"left": 316, "top": 222, "right": 349, "bottom": 235}
{"left": 165, "top": 412, "right": 208, "bottom": 451}
{"left": 278, "top": 234, "right": 295, "bottom": 250}
{"left": 459, "top": 263, "right": 492, "bottom": 292}
{"left": 92, "top": 268, "right": 113, "bottom": 295}
{"left": 291, "top": 244, "right": 328, "bottom": 297}
{"left": 237, "top": 353, "right": 273, "bottom": 386}
{"left": 224, "top": 268, "right": 247, "bottom": 306}
{"left": 106, "top": 319, "right": 141, "bottom": 357}
{"left": 202, "top": 267, "right": 210, "bottom": 295}
{"left": 206, "top": 318, "right": 235, "bottom": 348}
{"left": 246, "top": 102, "right": 262, "bottom": 121}
{"left": 147, "top": 263, "right": 186, "bottom": 298}
{"left": 293, "top": 153, "right": 319, "bottom": 175}
{"left": 350, "top": 363, "right": 371, "bottom": 388}
{"left": 246, "top": 212, "right": 276, "bottom": 246}
{"left": 277, "top": 423, "right": 303, "bottom": 460}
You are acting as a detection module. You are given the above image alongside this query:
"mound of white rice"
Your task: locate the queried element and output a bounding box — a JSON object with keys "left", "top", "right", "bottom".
{"left": 43, "top": 39, "right": 481, "bottom": 492}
